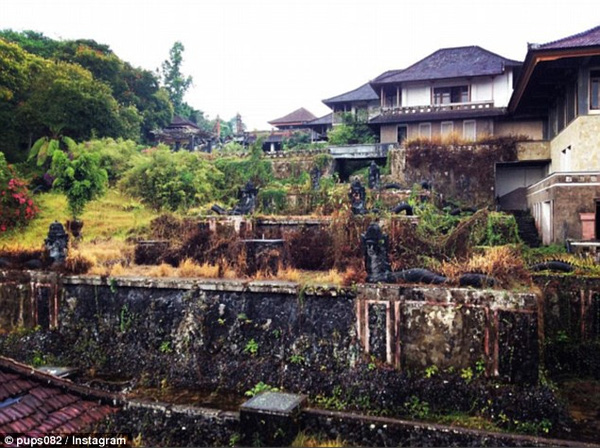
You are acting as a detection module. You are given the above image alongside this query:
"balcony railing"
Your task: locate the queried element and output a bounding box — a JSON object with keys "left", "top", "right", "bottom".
{"left": 381, "top": 100, "right": 495, "bottom": 116}
{"left": 329, "top": 143, "right": 397, "bottom": 159}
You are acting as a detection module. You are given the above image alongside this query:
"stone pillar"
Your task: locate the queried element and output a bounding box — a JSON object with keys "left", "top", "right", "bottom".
{"left": 240, "top": 392, "right": 306, "bottom": 447}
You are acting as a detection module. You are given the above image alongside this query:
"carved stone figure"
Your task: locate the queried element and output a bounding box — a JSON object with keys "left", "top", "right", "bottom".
{"left": 361, "top": 223, "right": 392, "bottom": 283}
{"left": 211, "top": 180, "right": 259, "bottom": 216}
{"left": 231, "top": 180, "right": 259, "bottom": 215}
{"left": 368, "top": 161, "right": 381, "bottom": 190}
{"left": 310, "top": 165, "right": 321, "bottom": 191}
{"left": 349, "top": 179, "right": 368, "bottom": 215}
{"left": 44, "top": 221, "right": 69, "bottom": 266}
{"left": 361, "top": 222, "right": 449, "bottom": 285}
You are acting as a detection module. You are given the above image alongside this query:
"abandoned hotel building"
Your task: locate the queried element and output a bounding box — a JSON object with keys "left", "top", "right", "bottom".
{"left": 304, "top": 24, "right": 600, "bottom": 245}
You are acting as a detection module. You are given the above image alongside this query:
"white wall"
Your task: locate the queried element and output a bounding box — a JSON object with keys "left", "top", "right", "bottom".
{"left": 403, "top": 84, "right": 430, "bottom": 107}
{"left": 399, "top": 71, "right": 514, "bottom": 108}
{"left": 471, "top": 78, "right": 493, "bottom": 102}
{"left": 492, "top": 70, "right": 513, "bottom": 107}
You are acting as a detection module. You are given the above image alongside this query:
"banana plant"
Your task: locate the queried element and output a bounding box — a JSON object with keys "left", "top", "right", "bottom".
{"left": 28, "top": 133, "right": 77, "bottom": 167}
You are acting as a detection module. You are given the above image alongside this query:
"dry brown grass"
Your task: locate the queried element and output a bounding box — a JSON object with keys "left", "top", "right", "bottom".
{"left": 440, "top": 246, "right": 531, "bottom": 288}
{"left": 177, "top": 258, "right": 219, "bottom": 278}
{"left": 148, "top": 263, "right": 176, "bottom": 277}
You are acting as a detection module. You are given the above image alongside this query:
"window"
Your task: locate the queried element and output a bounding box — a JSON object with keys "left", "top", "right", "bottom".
{"left": 382, "top": 86, "right": 399, "bottom": 108}
{"left": 441, "top": 121, "right": 454, "bottom": 137}
{"left": 397, "top": 125, "right": 408, "bottom": 144}
{"left": 591, "top": 70, "right": 600, "bottom": 110}
{"left": 463, "top": 120, "right": 476, "bottom": 141}
{"left": 419, "top": 123, "right": 432, "bottom": 138}
{"left": 433, "top": 85, "right": 469, "bottom": 105}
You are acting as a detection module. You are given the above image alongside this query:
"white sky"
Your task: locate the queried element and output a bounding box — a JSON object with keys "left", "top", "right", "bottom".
{"left": 1, "top": 0, "right": 598, "bottom": 130}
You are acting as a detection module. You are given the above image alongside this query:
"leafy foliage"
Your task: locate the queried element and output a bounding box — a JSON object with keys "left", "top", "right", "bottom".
{"left": 119, "top": 147, "right": 223, "bottom": 211}
{"left": 78, "top": 138, "right": 142, "bottom": 185}
{"left": 0, "top": 31, "right": 174, "bottom": 159}
{"left": 160, "top": 41, "right": 192, "bottom": 116}
{"left": 327, "top": 113, "right": 377, "bottom": 145}
{"left": 50, "top": 150, "right": 108, "bottom": 219}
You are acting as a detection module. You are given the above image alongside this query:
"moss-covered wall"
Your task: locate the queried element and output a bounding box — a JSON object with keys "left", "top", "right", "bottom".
{"left": 388, "top": 139, "right": 519, "bottom": 207}
{"left": 534, "top": 275, "right": 600, "bottom": 378}
{"left": 0, "top": 273, "right": 539, "bottom": 388}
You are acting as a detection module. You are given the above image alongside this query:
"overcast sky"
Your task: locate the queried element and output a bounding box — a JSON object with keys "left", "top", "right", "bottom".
{"left": 1, "top": 0, "right": 598, "bottom": 130}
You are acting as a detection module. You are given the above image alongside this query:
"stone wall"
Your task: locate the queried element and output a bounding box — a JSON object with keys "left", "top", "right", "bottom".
{"left": 0, "top": 273, "right": 538, "bottom": 386}
{"left": 527, "top": 172, "right": 600, "bottom": 243}
{"left": 534, "top": 275, "right": 600, "bottom": 378}
{"left": 388, "top": 139, "right": 518, "bottom": 206}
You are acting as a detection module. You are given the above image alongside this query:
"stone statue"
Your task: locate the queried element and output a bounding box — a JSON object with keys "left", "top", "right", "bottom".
{"left": 310, "top": 165, "right": 321, "bottom": 191}
{"left": 44, "top": 221, "right": 69, "bottom": 266}
{"left": 349, "top": 179, "right": 368, "bottom": 215}
{"left": 361, "top": 222, "right": 449, "bottom": 285}
{"left": 368, "top": 161, "right": 381, "bottom": 190}
{"left": 361, "top": 223, "right": 392, "bottom": 283}
{"left": 211, "top": 180, "right": 259, "bottom": 216}
{"left": 231, "top": 180, "right": 259, "bottom": 215}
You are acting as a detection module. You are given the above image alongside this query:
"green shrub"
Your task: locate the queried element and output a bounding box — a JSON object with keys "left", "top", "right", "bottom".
{"left": 327, "top": 113, "right": 377, "bottom": 145}
{"left": 79, "top": 138, "right": 142, "bottom": 184}
{"left": 484, "top": 212, "right": 521, "bottom": 246}
{"left": 50, "top": 150, "right": 108, "bottom": 219}
{"left": 258, "top": 186, "right": 288, "bottom": 214}
{"left": 119, "top": 147, "right": 223, "bottom": 211}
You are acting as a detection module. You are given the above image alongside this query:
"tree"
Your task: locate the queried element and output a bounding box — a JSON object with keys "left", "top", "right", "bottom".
{"left": 160, "top": 41, "right": 193, "bottom": 116}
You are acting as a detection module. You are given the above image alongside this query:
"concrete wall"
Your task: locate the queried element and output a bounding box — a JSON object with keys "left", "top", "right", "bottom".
{"left": 496, "top": 121, "right": 545, "bottom": 141}
{"left": 549, "top": 115, "right": 600, "bottom": 173}
{"left": 527, "top": 172, "right": 600, "bottom": 243}
{"left": 0, "top": 273, "right": 538, "bottom": 385}
{"left": 380, "top": 119, "right": 495, "bottom": 144}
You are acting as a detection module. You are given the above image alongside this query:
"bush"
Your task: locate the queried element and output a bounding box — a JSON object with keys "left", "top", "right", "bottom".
{"left": 119, "top": 147, "right": 223, "bottom": 211}
{"left": 79, "top": 138, "right": 142, "bottom": 184}
{"left": 484, "top": 212, "right": 521, "bottom": 246}
{"left": 0, "top": 153, "right": 39, "bottom": 232}
{"left": 327, "top": 113, "right": 377, "bottom": 145}
{"left": 50, "top": 150, "right": 108, "bottom": 219}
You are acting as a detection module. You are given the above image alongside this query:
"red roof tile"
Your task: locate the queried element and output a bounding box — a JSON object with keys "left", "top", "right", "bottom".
{"left": 0, "top": 357, "right": 119, "bottom": 435}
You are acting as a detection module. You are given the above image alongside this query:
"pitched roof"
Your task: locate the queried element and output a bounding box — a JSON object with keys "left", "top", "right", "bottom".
{"left": 0, "top": 357, "right": 117, "bottom": 436}
{"left": 307, "top": 113, "right": 333, "bottom": 126}
{"left": 322, "top": 83, "right": 379, "bottom": 106}
{"left": 171, "top": 115, "right": 200, "bottom": 129}
{"left": 268, "top": 108, "right": 317, "bottom": 126}
{"left": 535, "top": 24, "right": 600, "bottom": 50}
{"left": 371, "top": 46, "right": 521, "bottom": 85}
{"left": 509, "top": 25, "right": 600, "bottom": 113}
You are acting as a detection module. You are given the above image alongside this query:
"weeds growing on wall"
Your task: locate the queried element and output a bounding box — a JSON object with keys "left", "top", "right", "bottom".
{"left": 404, "top": 136, "right": 523, "bottom": 207}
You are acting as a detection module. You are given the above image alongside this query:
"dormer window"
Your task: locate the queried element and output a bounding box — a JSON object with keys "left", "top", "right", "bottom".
{"left": 433, "top": 85, "right": 469, "bottom": 105}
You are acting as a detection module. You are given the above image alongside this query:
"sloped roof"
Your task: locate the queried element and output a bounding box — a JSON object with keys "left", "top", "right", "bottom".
{"left": 0, "top": 357, "right": 117, "bottom": 435}
{"left": 307, "top": 113, "right": 333, "bottom": 126}
{"left": 535, "top": 24, "right": 600, "bottom": 50}
{"left": 509, "top": 25, "right": 600, "bottom": 113}
{"left": 371, "top": 46, "right": 521, "bottom": 85}
{"left": 171, "top": 115, "right": 200, "bottom": 129}
{"left": 371, "top": 69, "right": 405, "bottom": 84}
{"left": 268, "top": 108, "right": 317, "bottom": 126}
{"left": 322, "top": 83, "right": 379, "bottom": 106}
